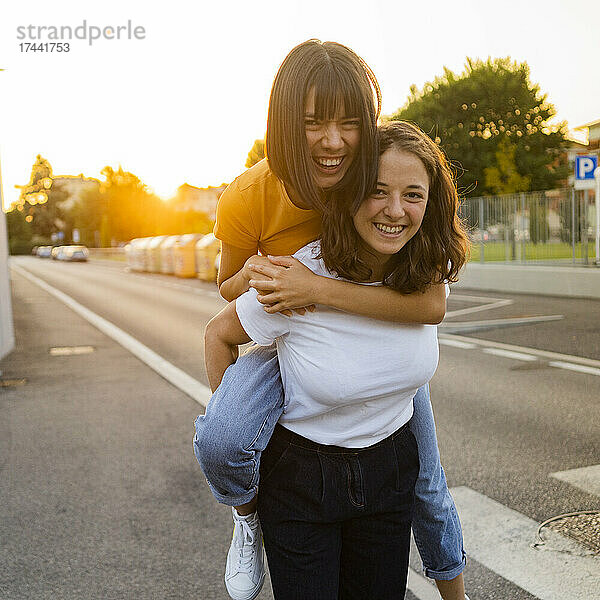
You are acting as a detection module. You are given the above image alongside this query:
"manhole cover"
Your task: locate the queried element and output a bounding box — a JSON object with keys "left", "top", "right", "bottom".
{"left": 537, "top": 511, "right": 600, "bottom": 555}
{"left": 49, "top": 346, "right": 95, "bottom": 356}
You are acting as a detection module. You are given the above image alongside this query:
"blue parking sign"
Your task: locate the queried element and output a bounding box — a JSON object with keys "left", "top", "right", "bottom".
{"left": 575, "top": 155, "right": 598, "bottom": 180}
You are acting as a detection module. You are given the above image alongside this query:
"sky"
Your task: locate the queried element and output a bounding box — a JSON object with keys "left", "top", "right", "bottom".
{"left": 1, "top": 0, "right": 599, "bottom": 210}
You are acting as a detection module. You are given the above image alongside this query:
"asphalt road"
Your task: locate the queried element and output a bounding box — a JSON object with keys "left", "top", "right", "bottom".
{"left": 2, "top": 256, "right": 599, "bottom": 600}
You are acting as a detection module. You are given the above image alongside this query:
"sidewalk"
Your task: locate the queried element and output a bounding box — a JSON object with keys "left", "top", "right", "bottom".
{"left": 455, "top": 262, "right": 600, "bottom": 299}
{"left": 0, "top": 269, "right": 235, "bottom": 599}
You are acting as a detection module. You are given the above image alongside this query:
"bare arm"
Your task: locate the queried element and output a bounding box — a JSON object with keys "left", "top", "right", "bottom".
{"left": 204, "top": 301, "right": 252, "bottom": 391}
{"left": 248, "top": 256, "right": 446, "bottom": 324}
{"left": 314, "top": 277, "right": 446, "bottom": 324}
{"left": 217, "top": 242, "right": 275, "bottom": 302}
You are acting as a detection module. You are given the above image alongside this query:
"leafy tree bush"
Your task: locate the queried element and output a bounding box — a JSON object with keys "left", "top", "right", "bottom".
{"left": 245, "top": 139, "right": 265, "bottom": 168}
{"left": 391, "top": 58, "right": 569, "bottom": 196}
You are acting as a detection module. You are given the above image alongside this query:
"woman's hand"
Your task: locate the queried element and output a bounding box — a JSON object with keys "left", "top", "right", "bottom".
{"left": 241, "top": 254, "right": 274, "bottom": 286}
{"left": 247, "top": 255, "right": 320, "bottom": 317}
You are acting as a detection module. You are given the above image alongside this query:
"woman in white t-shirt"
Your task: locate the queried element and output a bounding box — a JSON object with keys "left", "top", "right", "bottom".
{"left": 204, "top": 121, "right": 470, "bottom": 599}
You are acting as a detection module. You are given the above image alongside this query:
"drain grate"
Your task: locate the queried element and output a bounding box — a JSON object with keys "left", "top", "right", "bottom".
{"left": 538, "top": 511, "right": 600, "bottom": 555}
{"left": 49, "top": 346, "right": 95, "bottom": 356}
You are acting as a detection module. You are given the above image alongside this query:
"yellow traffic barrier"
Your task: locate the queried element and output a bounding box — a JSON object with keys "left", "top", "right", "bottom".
{"left": 146, "top": 235, "right": 169, "bottom": 273}
{"left": 174, "top": 233, "right": 204, "bottom": 278}
{"left": 160, "top": 235, "right": 182, "bottom": 274}
{"left": 195, "top": 234, "right": 220, "bottom": 282}
{"left": 129, "top": 237, "right": 153, "bottom": 272}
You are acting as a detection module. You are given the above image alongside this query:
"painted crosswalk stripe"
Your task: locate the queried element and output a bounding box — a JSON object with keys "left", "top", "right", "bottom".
{"left": 550, "top": 464, "right": 600, "bottom": 497}
{"left": 451, "top": 486, "right": 600, "bottom": 600}
{"left": 406, "top": 567, "right": 440, "bottom": 600}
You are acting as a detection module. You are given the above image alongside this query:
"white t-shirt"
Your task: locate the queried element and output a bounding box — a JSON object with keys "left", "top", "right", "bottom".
{"left": 235, "top": 241, "right": 441, "bottom": 448}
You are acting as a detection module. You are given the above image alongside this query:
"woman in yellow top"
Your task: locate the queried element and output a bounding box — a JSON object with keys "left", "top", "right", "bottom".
{"left": 194, "top": 39, "right": 468, "bottom": 600}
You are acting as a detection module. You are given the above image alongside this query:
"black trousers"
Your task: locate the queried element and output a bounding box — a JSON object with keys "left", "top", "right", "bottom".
{"left": 257, "top": 423, "right": 419, "bottom": 600}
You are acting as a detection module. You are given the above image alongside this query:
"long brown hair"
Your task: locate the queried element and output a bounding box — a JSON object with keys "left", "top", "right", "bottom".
{"left": 320, "top": 121, "right": 470, "bottom": 292}
{"left": 265, "top": 39, "right": 381, "bottom": 213}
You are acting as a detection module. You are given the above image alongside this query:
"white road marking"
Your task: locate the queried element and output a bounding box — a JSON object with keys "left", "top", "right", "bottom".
{"left": 406, "top": 567, "right": 440, "bottom": 600}
{"left": 482, "top": 348, "right": 539, "bottom": 362}
{"left": 440, "top": 314, "right": 564, "bottom": 331}
{"left": 439, "top": 338, "right": 477, "bottom": 349}
{"left": 451, "top": 486, "right": 600, "bottom": 600}
{"left": 548, "top": 361, "right": 600, "bottom": 377}
{"left": 440, "top": 333, "right": 600, "bottom": 377}
{"left": 11, "top": 264, "right": 212, "bottom": 407}
{"left": 445, "top": 294, "right": 513, "bottom": 318}
{"left": 550, "top": 464, "right": 600, "bottom": 497}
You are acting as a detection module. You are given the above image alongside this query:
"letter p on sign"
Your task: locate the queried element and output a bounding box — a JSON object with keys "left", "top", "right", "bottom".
{"left": 576, "top": 155, "right": 598, "bottom": 180}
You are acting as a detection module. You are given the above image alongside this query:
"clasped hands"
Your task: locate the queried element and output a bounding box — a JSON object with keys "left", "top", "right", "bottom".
{"left": 243, "top": 254, "right": 320, "bottom": 317}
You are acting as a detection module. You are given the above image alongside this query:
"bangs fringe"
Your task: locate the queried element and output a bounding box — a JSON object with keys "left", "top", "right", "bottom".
{"left": 311, "top": 67, "right": 363, "bottom": 121}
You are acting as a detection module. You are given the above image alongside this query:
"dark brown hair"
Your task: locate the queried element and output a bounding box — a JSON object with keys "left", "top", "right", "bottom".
{"left": 320, "top": 121, "right": 470, "bottom": 292}
{"left": 265, "top": 39, "right": 381, "bottom": 213}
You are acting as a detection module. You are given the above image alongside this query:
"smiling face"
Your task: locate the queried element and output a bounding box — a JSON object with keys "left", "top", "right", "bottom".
{"left": 352, "top": 147, "right": 429, "bottom": 279}
{"left": 304, "top": 87, "right": 361, "bottom": 190}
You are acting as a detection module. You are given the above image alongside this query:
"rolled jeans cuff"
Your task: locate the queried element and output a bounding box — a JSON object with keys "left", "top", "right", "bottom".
{"left": 203, "top": 476, "right": 259, "bottom": 507}
{"left": 422, "top": 552, "right": 467, "bottom": 580}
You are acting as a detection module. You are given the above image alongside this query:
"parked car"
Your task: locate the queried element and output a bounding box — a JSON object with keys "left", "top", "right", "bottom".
{"left": 36, "top": 246, "right": 53, "bottom": 258}
{"left": 56, "top": 245, "right": 89, "bottom": 262}
{"left": 51, "top": 247, "right": 61, "bottom": 260}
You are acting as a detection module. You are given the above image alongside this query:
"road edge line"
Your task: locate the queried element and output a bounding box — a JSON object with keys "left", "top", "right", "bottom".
{"left": 10, "top": 264, "right": 212, "bottom": 407}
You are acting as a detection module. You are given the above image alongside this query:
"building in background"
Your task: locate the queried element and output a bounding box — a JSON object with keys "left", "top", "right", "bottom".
{"left": 173, "top": 183, "right": 227, "bottom": 220}
{"left": 575, "top": 119, "right": 600, "bottom": 152}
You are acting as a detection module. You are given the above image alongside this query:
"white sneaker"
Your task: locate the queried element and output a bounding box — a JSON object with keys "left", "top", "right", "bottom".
{"left": 225, "top": 508, "right": 265, "bottom": 600}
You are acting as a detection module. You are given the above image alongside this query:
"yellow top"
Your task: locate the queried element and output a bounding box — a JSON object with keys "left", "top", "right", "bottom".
{"left": 214, "top": 159, "right": 321, "bottom": 256}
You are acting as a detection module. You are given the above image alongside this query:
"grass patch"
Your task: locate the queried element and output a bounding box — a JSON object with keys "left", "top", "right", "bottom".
{"left": 469, "top": 242, "right": 596, "bottom": 263}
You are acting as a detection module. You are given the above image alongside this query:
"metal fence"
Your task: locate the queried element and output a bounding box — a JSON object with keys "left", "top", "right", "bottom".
{"left": 460, "top": 188, "right": 598, "bottom": 265}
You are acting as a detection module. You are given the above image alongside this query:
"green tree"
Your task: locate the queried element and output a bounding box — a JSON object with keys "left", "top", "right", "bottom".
{"left": 71, "top": 184, "right": 104, "bottom": 247}
{"left": 245, "top": 139, "right": 265, "bottom": 168}
{"left": 93, "top": 165, "right": 164, "bottom": 245}
{"left": 17, "top": 154, "right": 53, "bottom": 206}
{"left": 484, "top": 138, "right": 531, "bottom": 194}
{"left": 391, "top": 58, "right": 568, "bottom": 196}
{"left": 5, "top": 207, "right": 34, "bottom": 254}
{"left": 528, "top": 194, "right": 549, "bottom": 244}
{"left": 11, "top": 155, "right": 79, "bottom": 241}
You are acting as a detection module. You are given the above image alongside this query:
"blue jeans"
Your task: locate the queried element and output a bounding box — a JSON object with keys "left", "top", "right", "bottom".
{"left": 193, "top": 344, "right": 466, "bottom": 580}
{"left": 258, "top": 423, "right": 419, "bottom": 599}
